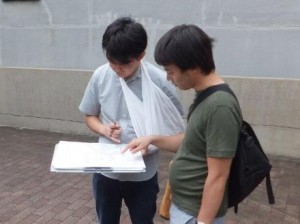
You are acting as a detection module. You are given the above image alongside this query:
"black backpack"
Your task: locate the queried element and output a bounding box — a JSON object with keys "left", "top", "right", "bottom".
{"left": 187, "top": 83, "right": 275, "bottom": 213}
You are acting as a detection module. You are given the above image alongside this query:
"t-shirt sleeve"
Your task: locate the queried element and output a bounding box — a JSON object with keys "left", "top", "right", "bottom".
{"left": 205, "top": 106, "right": 240, "bottom": 158}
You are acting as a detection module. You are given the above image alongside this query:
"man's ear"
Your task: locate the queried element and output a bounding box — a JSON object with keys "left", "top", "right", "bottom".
{"left": 137, "top": 51, "right": 146, "bottom": 61}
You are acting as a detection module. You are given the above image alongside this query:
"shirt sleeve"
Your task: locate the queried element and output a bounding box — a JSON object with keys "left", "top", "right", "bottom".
{"left": 79, "top": 70, "right": 101, "bottom": 116}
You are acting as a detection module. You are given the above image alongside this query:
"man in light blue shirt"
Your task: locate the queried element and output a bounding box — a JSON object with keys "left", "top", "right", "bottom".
{"left": 79, "top": 17, "right": 183, "bottom": 224}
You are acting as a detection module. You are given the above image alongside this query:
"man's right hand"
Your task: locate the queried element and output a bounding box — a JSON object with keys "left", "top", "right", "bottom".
{"left": 122, "top": 136, "right": 154, "bottom": 154}
{"left": 101, "top": 122, "right": 122, "bottom": 143}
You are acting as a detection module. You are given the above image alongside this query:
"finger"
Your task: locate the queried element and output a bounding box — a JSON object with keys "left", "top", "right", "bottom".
{"left": 110, "top": 136, "right": 121, "bottom": 143}
{"left": 130, "top": 145, "right": 146, "bottom": 154}
{"left": 109, "top": 122, "right": 120, "bottom": 129}
{"left": 122, "top": 142, "right": 139, "bottom": 154}
{"left": 121, "top": 145, "right": 130, "bottom": 154}
{"left": 114, "top": 129, "right": 122, "bottom": 134}
{"left": 111, "top": 130, "right": 121, "bottom": 137}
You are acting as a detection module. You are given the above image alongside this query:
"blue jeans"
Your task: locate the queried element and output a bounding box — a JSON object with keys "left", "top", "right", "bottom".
{"left": 93, "top": 173, "right": 159, "bottom": 224}
{"left": 170, "top": 203, "right": 225, "bottom": 224}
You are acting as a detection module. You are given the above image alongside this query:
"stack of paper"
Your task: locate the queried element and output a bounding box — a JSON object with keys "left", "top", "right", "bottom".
{"left": 50, "top": 141, "right": 146, "bottom": 173}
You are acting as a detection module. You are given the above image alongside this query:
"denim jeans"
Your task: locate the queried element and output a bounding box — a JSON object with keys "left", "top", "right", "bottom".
{"left": 93, "top": 173, "right": 159, "bottom": 224}
{"left": 170, "top": 203, "right": 225, "bottom": 224}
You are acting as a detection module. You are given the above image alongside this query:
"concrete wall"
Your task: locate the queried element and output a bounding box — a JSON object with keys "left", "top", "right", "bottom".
{"left": 0, "top": 67, "right": 299, "bottom": 158}
{"left": 0, "top": 0, "right": 300, "bottom": 78}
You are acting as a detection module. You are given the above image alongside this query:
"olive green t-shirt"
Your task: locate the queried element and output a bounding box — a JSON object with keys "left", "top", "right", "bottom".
{"left": 169, "top": 90, "right": 242, "bottom": 217}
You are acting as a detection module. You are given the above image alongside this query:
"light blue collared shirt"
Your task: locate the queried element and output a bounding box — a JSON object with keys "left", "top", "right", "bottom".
{"left": 79, "top": 61, "right": 184, "bottom": 181}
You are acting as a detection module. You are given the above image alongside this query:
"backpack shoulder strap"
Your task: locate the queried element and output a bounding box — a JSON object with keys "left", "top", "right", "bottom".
{"left": 187, "top": 83, "right": 236, "bottom": 121}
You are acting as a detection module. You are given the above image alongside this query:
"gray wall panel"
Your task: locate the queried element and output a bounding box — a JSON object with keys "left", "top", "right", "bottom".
{"left": 90, "top": 28, "right": 107, "bottom": 69}
{"left": 0, "top": 1, "right": 48, "bottom": 27}
{"left": 210, "top": 28, "right": 300, "bottom": 77}
{"left": 42, "top": 0, "right": 89, "bottom": 26}
{"left": 91, "top": 0, "right": 300, "bottom": 27}
{"left": 0, "top": 0, "right": 300, "bottom": 78}
{"left": 2, "top": 28, "right": 89, "bottom": 69}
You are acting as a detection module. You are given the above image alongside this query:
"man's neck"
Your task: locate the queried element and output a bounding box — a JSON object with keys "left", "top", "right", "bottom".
{"left": 124, "top": 63, "right": 141, "bottom": 81}
{"left": 193, "top": 71, "right": 224, "bottom": 92}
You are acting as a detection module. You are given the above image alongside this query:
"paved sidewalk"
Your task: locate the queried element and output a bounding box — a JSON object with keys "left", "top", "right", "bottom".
{"left": 0, "top": 126, "right": 299, "bottom": 224}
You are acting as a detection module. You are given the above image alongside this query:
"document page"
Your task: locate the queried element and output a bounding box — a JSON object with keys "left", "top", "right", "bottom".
{"left": 50, "top": 141, "right": 146, "bottom": 173}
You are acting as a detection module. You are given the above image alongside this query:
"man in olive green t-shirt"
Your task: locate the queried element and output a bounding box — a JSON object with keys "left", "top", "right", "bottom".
{"left": 124, "top": 24, "right": 242, "bottom": 224}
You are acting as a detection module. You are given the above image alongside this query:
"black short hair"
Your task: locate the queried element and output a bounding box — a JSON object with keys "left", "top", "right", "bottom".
{"left": 155, "top": 24, "right": 215, "bottom": 74}
{"left": 102, "top": 17, "right": 147, "bottom": 64}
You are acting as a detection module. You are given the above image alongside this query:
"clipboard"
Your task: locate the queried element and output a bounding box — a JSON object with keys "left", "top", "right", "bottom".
{"left": 50, "top": 141, "right": 146, "bottom": 173}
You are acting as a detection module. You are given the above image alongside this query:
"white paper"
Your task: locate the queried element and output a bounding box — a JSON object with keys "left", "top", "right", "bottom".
{"left": 50, "top": 141, "right": 146, "bottom": 173}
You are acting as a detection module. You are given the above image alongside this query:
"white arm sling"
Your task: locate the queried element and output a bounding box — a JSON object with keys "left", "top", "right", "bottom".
{"left": 119, "top": 62, "right": 185, "bottom": 152}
